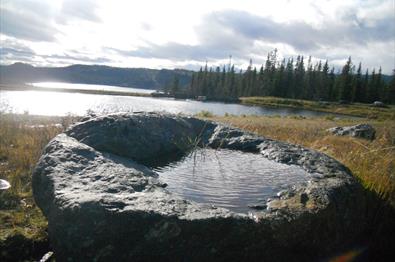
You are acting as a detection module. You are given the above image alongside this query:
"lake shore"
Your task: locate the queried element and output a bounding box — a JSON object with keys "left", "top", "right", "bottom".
{"left": 241, "top": 96, "right": 395, "bottom": 120}
{"left": 3, "top": 83, "right": 394, "bottom": 119}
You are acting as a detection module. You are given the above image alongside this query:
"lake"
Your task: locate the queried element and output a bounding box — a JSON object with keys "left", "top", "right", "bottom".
{"left": 1, "top": 82, "right": 345, "bottom": 117}
{"left": 30, "top": 82, "right": 155, "bottom": 94}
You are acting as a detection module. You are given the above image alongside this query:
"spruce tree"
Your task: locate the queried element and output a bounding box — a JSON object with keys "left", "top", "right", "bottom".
{"left": 303, "top": 56, "right": 314, "bottom": 99}
{"left": 320, "top": 60, "right": 330, "bottom": 100}
{"left": 294, "top": 56, "right": 305, "bottom": 99}
{"left": 387, "top": 70, "right": 395, "bottom": 104}
{"left": 184, "top": 52, "right": 386, "bottom": 104}
{"left": 377, "top": 67, "right": 384, "bottom": 101}
{"left": 362, "top": 69, "right": 369, "bottom": 103}
{"left": 274, "top": 59, "right": 285, "bottom": 97}
{"left": 367, "top": 69, "right": 376, "bottom": 102}
{"left": 284, "top": 58, "right": 293, "bottom": 98}
{"left": 338, "top": 57, "right": 353, "bottom": 101}
{"left": 328, "top": 67, "right": 336, "bottom": 101}
{"left": 258, "top": 65, "right": 265, "bottom": 96}
{"left": 352, "top": 62, "right": 363, "bottom": 102}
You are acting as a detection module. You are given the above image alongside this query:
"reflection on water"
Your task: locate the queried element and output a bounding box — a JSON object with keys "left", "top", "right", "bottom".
{"left": 0, "top": 89, "right": 340, "bottom": 117}
{"left": 153, "top": 148, "right": 310, "bottom": 214}
{"left": 31, "top": 82, "right": 155, "bottom": 94}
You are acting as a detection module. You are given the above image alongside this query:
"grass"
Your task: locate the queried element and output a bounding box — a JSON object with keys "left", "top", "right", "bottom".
{"left": 1, "top": 110, "right": 394, "bottom": 259}
{"left": 195, "top": 110, "right": 214, "bottom": 118}
{"left": 0, "top": 113, "right": 79, "bottom": 260}
{"left": 241, "top": 96, "right": 395, "bottom": 120}
{"left": 204, "top": 114, "right": 395, "bottom": 206}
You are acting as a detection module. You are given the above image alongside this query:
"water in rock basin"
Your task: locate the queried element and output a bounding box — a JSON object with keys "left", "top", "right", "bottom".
{"left": 153, "top": 148, "right": 311, "bottom": 214}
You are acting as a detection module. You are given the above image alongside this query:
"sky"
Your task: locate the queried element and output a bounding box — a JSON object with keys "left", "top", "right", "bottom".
{"left": 0, "top": 0, "right": 394, "bottom": 73}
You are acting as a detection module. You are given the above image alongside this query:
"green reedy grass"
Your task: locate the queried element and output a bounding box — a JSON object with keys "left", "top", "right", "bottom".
{"left": 241, "top": 96, "right": 395, "bottom": 120}
{"left": 195, "top": 110, "right": 214, "bottom": 118}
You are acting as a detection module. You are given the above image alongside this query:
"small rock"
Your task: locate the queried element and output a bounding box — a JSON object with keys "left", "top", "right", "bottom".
{"left": 247, "top": 203, "right": 267, "bottom": 210}
{"left": 276, "top": 190, "right": 295, "bottom": 198}
{"left": 40, "top": 251, "right": 54, "bottom": 262}
{"left": 372, "top": 101, "right": 386, "bottom": 107}
{"left": 0, "top": 179, "right": 11, "bottom": 190}
{"left": 327, "top": 124, "right": 376, "bottom": 140}
{"left": 276, "top": 190, "right": 288, "bottom": 197}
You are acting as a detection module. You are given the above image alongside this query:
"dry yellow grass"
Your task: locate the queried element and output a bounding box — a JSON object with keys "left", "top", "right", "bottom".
{"left": 0, "top": 113, "right": 78, "bottom": 248}
{"left": 0, "top": 114, "right": 65, "bottom": 196}
{"left": 208, "top": 115, "right": 395, "bottom": 205}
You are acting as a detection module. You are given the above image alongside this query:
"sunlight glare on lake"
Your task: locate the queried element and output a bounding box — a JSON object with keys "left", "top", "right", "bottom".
{"left": 31, "top": 82, "right": 155, "bottom": 94}
{"left": 1, "top": 91, "right": 97, "bottom": 116}
{"left": 31, "top": 82, "right": 74, "bottom": 89}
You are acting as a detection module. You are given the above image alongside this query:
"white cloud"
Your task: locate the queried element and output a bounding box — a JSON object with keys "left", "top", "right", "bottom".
{"left": 0, "top": 0, "right": 393, "bottom": 73}
{"left": 56, "top": 0, "right": 101, "bottom": 24}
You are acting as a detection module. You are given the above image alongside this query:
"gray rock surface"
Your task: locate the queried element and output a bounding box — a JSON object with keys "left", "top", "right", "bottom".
{"left": 65, "top": 112, "right": 216, "bottom": 161}
{"left": 327, "top": 124, "right": 376, "bottom": 140}
{"left": 33, "top": 112, "right": 369, "bottom": 261}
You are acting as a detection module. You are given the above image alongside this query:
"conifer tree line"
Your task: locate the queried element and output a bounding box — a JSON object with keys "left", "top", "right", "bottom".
{"left": 185, "top": 50, "right": 395, "bottom": 104}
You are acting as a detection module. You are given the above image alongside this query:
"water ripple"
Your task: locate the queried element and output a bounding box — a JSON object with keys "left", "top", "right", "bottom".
{"left": 153, "top": 148, "right": 310, "bottom": 214}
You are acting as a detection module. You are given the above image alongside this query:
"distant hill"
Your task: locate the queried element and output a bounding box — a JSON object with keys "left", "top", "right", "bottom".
{"left": 0, "top": 63, "right": 193, "bottom": 90}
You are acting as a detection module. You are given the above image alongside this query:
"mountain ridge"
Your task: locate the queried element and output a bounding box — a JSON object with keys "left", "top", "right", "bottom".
{"left": 0, "top": 63, "right": 193, "bottom": 90}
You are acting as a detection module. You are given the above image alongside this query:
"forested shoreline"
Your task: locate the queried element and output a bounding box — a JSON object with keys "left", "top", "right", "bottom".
{"left": 183, "top": 50, "right": 395, "bottom": 104}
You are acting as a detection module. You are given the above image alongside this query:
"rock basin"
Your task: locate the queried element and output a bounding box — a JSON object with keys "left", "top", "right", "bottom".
{"left": 153, "top": 148, "right": 312, "bottom": 214}
{"left": 33, "top": 113, "right": 368, "bottom": 261}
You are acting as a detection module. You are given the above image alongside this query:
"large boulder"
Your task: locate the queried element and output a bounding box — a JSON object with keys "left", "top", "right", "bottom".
{"left": 327, "top": 124, "right": 376, "bottom": 140}
{"left": 33, "top": 113, "right": 369, "bottom": 261}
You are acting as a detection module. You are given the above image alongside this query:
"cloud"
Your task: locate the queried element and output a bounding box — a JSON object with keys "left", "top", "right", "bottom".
{"left": 108, "top": 12, "right": 256, "bottom": 62}
{"left": 42, "top": 53, "right": 111, "bottom": 64}
{"left": 110, "top": 41, "right": 243, "bottom": 62}
{"left": 140, "top": 22, "right": 152, "bottom": 31}
{"left": 0, "top": 0, "right": 393, "bottom": 73}
{"left": 0, "top": 46, "right": 35, "bottom": 60}
{"left": 0, "top": 0, "right": 102, "bottom": 43}
{"left": 0, "top": 38, "right": 38, "bottom": 64}
{"left": 57, "top": 0, "right": 101, "bottom": 24}
{"left": 204, "top": 9, "right": 395, "bottom": 52}
{"left": 0, "top": 4, "right": 58, "bottom": 42}
{"left": 0, "top": 38, "right": 111, "bottom": 65}
{"left": 112, "top": 7, "right": 394, "bottom": 73}
{"left": 1, "top": 47, "right": 35, "bottom": 58}
{"left": 0, "top": 45, "right": 36, "bottom": 64}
